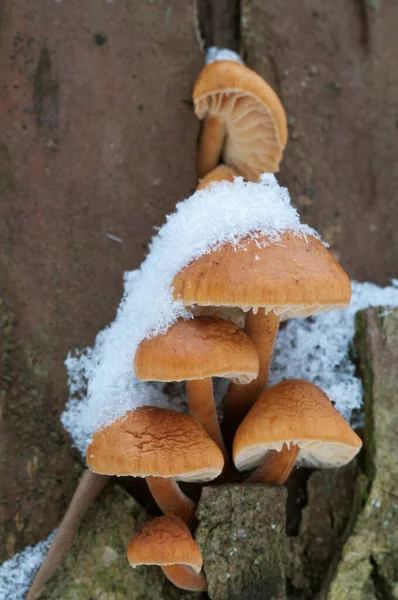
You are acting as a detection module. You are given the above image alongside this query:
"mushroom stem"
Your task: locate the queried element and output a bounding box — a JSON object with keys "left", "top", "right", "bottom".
{"left": 197, "top": 115, "right": 225, "bottom": 178}
{"left": 162, "top": 565, "right": 208, "bottom": 592}
{"left": 247, "top": 443, "right": 299, "bottom": 484}
{"left": 26, "top": 471, "right": 110, "bottom": 600}
{"left": 146, "top": 476, "right": 196, "bottom": 528}
{"left": 223, "top": 310, "right": 280, "bottom": 431}
{"left": 186, "top": 378, "right": 227, "bottom": 458}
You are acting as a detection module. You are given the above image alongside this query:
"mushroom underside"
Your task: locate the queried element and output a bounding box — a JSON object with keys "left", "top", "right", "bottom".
{"left": 189, "top": 302, "right": 348, "bottom": 326}
{"left": 235, "top": 439, "right": 360, "bottom": 471}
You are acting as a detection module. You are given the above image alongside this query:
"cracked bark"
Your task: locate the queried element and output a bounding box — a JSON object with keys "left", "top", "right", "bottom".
{"left": 195, "top": 484, "right": 287, "bottom": 600}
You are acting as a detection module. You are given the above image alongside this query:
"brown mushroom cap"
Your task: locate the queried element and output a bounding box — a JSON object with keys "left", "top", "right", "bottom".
{"left": 194, "top": 60, "right": 288, "bottom": 179}
{"left": 196, "top": 164, "right": 240, "bottom": 190}
{"left": 233, "top": 379, "right": 362, "bottom": 471}
{"left": 172, "top": 232, "right": 351, "bottom": 319}
{"left": 86, "top": 406, "right": 224, "bottom": 481}
{"left": 127, "top": 516, "right": 202, "bottom": 572}
{"left": 134, "top": 316, "right": 259, "bottom": 384}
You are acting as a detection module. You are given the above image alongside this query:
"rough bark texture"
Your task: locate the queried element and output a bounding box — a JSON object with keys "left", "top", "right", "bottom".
{"left": 241, "top": 0, "right": 398, "bottom": 284}
{"left": 38, "top": 484, "right": 202, "bottom": 600}
{"left": 0, "top": 0, "right": 201, "bottom": 561}
{"left": 322, "top": 307, "right": 398, "bottom": 600}
{"left": 196, "top": 484, "right": 287, "bottom": 600}
{"left": 285, "top": 462, "right": 367, "bottom": 599}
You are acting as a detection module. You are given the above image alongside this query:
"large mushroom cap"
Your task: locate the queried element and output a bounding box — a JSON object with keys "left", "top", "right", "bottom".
{"left": 127, "top": 516, "right": 202, "bottom": 572}
{"left": 196, "top": 164, "right": 240, "bottom": 190}
{"left": 233, "top": 379, "right": 362, "bottom": 471}
{"left": 134, "top": 316, "right": 259, "bottom": 384}
{"left": 172, "top": 232, "right": 351, "bottom": 319}
{"left": 86, "top": 406, "right": 224, "bottom": 481}
{"left": 194, "top": 60, "right": 288, "bottom": 180}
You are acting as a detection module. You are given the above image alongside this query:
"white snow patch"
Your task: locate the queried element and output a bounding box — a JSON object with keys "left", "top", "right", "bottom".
{"left": 62, "top": 175, "right": 317, "bottom": 454}
{"left": 206, "top": 47, "right": 244, "bottom": 65}
{"left": 0, "top": 531, "right": 55, "bottom": 600}
{"left": 270, "top": 280, "right": 398, "bottom": 420}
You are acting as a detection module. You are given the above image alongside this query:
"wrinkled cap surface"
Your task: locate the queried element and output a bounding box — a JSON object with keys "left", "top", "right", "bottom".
{"left": 87, "top": 406, "right": 224, "bottom": 481}
{"left": 233, "top": 379, "right": 362, "bottom": 471}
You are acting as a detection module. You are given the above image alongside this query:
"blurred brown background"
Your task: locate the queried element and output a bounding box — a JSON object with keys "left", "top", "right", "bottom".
{"left": 1, "top": 0, "right": 397, "bottom": 562}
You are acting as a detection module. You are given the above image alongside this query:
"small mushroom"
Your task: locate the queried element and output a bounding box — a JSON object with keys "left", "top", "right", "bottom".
{"left": 193, "top": 60, "right": 288, "bottom": 180}
{"left": 173, "top": 232, "right": 351, "bottom": 431}
{"left": 134, "top": 316, "right": 259, "bottom": 456}
{"left": 233, "top": 379, "right": 362, "bottom": 484}
{"left": 86, "top": 406, "right": 224, "bottom": 526}
{"left": 127, "top": 515, "right": 207, "bottom": 591}
{"left": 196, "top": 164, "right": 239, "bottom": 190}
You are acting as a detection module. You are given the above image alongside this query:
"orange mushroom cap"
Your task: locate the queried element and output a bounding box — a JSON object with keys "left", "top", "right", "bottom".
{"left": 86, "top": 406, "right": 224, "bottom": 481}
{"left": 196, "top": 164, "right": 240, "bottom": 190}
{"left": 172, "top": 232, "right": 351, "bottom": 319}
{"left": 233, "top": 379, "right": 362, "bottom": 472}
{"left": 134, "top": 316, "right": 259, "bottom": 384}
{"left": 194, "top": 60, "right": 288, "bottom": 180}
{"left": 127, "top": 515, "right": 202, "bottom": 572}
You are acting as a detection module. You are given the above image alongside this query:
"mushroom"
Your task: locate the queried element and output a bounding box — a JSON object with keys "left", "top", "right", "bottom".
{"left": 86, "top": 406, "right": 224, "bottom": 526}
{"left": 233, "top": 379, "right": 362, "bottom": 484}
{"left": 173, "top": 232, "right": 351, "bottom": 431}
{"left": 196, "top": 164, "right": 239, "bottom": 190}
{"left": 193, "top": 60, "right": 288, "bottom": 180}
{"left": 127, "top": 515, "right": 207, "bottom": 592}
{"left": 134, "top": 316, "right": 259, "bottom": 455}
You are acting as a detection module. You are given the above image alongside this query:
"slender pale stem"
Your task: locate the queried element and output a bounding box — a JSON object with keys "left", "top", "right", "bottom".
{"left": 26, "top": 471, "right": 110, "bottom": 600}
{"left": 197, "top": 115, "right": 225, "bottom": 179}
{"left": 247, "top": 443, "right": 299, "bottom": 484}
{"left": 223, "top": 310, "right": 280, "bottom": 433}
{"left": 162, "top": 565, "right": 207, "bottom": 592}
{"left": 146, "top": 476, "right": 196, "bottom": 528}
{"left": 186, "top": 378, "right": 227, "bottom": 459}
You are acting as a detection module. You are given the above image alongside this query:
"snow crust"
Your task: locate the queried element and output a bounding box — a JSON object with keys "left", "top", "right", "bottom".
{"left": 270, "top": 280, "right": 398, "bottom": 420}
{"left": 0, "top": 531, "right": 55, "bottom": 600}
{"left": 61, "top": 175, "right": 318, "bottom": 454}
{"left": 206, "top": 47, "right": 244, "bottom": 65}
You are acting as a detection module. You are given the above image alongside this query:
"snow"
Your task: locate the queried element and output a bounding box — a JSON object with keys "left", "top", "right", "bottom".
{"left": 0, "top": 531, "right": 55, "bottom": 600}
{"left": 270, "top": 280, "right": 398, "bottom": 420}
{"left": 206, "top": 47, "right": 244, "bottom": 65}
{"left": 61, "top": 174, "right": 318, "bottom": 454}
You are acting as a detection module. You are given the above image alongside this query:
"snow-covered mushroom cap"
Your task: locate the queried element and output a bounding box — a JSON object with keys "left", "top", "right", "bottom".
{"left": 172, "top": 231, "right": 351, "bottom": 322}
{"left": 134, "top": 317, "right": 259, "bottom": 385}
{"left": 194, "top": 60, "right": 288, "bottom": 180}
{"left": 233, "top": 379, "right": 362, "bottom": 472}
{"left": 86, "top": 406, "right": 224, "bottom": 482}
{"left": 196, "top": 164, "right": 239, "bottom": 190}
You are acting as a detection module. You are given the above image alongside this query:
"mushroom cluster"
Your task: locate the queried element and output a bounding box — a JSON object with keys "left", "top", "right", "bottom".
{"left": 27, "top": 50, "right": 363, "bottom": 598}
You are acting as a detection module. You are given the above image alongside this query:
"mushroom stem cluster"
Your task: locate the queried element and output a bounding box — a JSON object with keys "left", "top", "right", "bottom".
{"left": 27, "top": 51, "right": 364, "bottom": 598}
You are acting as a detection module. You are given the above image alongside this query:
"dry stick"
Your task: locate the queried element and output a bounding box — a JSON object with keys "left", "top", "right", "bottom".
{"left": 26, "top": 470, "right": 110, "bottom": 600}
{"left": 146, "top": 477, "right": 196, "bottom": 529}
{"left": 247, "top": 443, "right": 300, "bottom": 484}
{"left": 223, "top": 310, "right": 280, "bottom": 433}
{"left": 162, "top": 565, "right": 208, "bottom": 592}
{"left": 186, "top": 378, "right": 228, "bottom": 460}
{"left": 197, "top": 115, "right": 225, "bottom": 178}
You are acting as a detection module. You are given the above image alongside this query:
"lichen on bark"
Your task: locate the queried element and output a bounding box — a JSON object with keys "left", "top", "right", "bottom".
{"left": 195, "top": 484, "right": 287, "bottom": 600}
